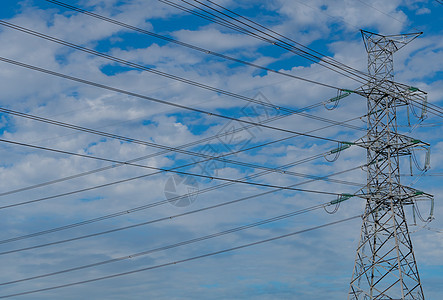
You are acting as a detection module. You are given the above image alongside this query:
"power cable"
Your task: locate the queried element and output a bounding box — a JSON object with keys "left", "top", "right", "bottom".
{"left": 0, "top": 215, "right": 360, "bottom": 299}
{"left": 161, "top": 0, "right": 253, "bottom": 35}
{"left": 0, "top": 157, "right": 366, "bottom": 246}
{"left": 0, "top": 107, "right": 367, "bottom": 249}
{"left": 0, "top": 106, "right": 364, "bottom": 188}
{"left": 408, "top": 97, "right": 443, "bottom": 119}
{"left": 44, "top": 0, "right": 440, "bottom": 118}
{"left": 0, "top": 20, "right": 365, "bottom": 132}
{"left": 0, "top": 111, "right": 365, "bottom": 208}
{"left": 166, "top": 0, "right": 369, "bottom": 84}
{"left": 43, "top": 0, "right": 342, "bottom": 90}
{"left": 0, "top": 143, "right": 362, "bottom": 212}
{"left": 0, "top": 191, "right": 358, "bottom": 256}
{"left": 0, "top": 143, "right": 386, "bottom": 269}
{"left": 400, "top": 173, "right": 443, "bottom": 177}
{"left": 171, "top": 0, "right": 440, "bottom": 119}
{"left": 0, "top": 56, "right": 348, "bottom": 145}
{"left": 0, "top": 2, "right": 434, "bottom": 296}
{"left": 0, "top": 87, "right": 333, "bottom": 197}
{"left": 0, "top": 137, "right": 346, "bottom": 210}
{"left": 0, "top": 200, "right": 335, "bottom": 285}
{"left": 191, "top": 0, "right": 371, "bottom": 80}
{"left": 0, "top": 110, "right": 313, "bottom": 197}
{"left": 355, "top": 0, "right": 420, "bottom": 32}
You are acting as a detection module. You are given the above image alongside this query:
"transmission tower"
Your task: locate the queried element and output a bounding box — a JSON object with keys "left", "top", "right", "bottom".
{"left": 348, "top": 30, "right": 432, "bottom": 299}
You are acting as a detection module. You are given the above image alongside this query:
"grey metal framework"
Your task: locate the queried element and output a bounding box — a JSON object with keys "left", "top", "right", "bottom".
{"left": 348, "top": 31, "right": 432, "bottom": 299}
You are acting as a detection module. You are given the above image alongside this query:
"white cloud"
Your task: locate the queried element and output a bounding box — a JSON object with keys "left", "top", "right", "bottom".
{"left": 416, "top": 7, "right": 431, "bottom": 15}
{"left": 0, "top": 0, "right": 441, "bottom": 299}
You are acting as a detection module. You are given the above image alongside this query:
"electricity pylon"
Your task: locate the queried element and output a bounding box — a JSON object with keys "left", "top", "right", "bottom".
{"left": 348, "top": 30, "right": 432, "bottom": 299}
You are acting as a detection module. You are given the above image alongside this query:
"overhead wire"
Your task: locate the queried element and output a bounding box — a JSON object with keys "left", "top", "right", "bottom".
{"left": 0, "top": 0, "right": 364, "bottom": 218}
{"left": 0, "top": 133, "right": 366, "bottom": 211}
{"left": 0, "top": 56, "right": 348, "bottom": 145}
{"left": 44, "top": 0, "right": 442, "bottom": 118}
{"left": 0, "top": 0, "right": 430, "bottom": 288}
{"left": 169, "top": 0, "right": 443, "bottom": 119}
{"left": 0, "top": 111, "right": 366, "bottom": 214}
{"left": 0, "top": 94, "right": 367, "bottom": 243}
{"left": 201, "top": 0, "right": 439, "bottom": 119}
{"left": 0, "top": 89, "right": 368, "bottom": 201}
{"left": 408, "top": 97, "right": 443, "bottom": 119}
{"left": 0, "top": 136, "right": 352, "bottom": 209}
{"left": 159, "top": 0, "right": 255, "bottom": 35}
{"left": 0, "top": 53, "right": 375, "bottom": 218}
{"left": 0, "top": 1, "right": 412, "bottom": 213}
{"left": 355, "top": 0, "right": 421, "bottom": 32}
{"left": 0, "top": 106, "right": 364, "bottom": 189}
{"left": 0, "top": 106, "right": 348, "bottom": 197}
{"left": 0, "top": 215, "right": 361, "bottom": 298}
{"left": 0, "top": 151, "right": 367, "bottom": 246}
{"left": 166, "top": 0, "right": 369, "bottom": 84}
{"left": 0, "top": 2, "right": 438, "bottom": 296}
{"left": 0, "top": 20, "right": 365, "bottom": 132}
{"left": 190, "top": 0, "right": 436, "bottom": 110}
{"left": 0, "top": 187, "right": 362, "bottom": 256}
{"left": 0, "top": 139, "right": 386, "bottom": 266}
{"left": 0, "top": 200, "right": 343, "bottom": 285}
{"left": 189, "top": 0, "right": 371, "bottom": 80}
{"left": 400, "top": 173, "right": 443, "bottom": 177}
{"left": 43, "top": 0, "right": 342, "bottom": 90}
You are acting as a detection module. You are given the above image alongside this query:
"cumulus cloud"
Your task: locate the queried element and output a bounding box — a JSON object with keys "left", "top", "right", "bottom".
{"left": 0, "top": 0, "right": 441, "bottom": 299}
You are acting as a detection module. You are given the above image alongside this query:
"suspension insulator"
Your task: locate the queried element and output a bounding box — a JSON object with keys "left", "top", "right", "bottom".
{"left": 330, "top": 193, "right": 354, "bottom": 205}
{"left": 323, "top": 90, "right": 352, "bottom": 110}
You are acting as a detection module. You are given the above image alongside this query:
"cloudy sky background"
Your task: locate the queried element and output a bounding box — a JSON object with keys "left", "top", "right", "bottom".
{"left": 0, "top": 0, "right": 442, "bottom": 299}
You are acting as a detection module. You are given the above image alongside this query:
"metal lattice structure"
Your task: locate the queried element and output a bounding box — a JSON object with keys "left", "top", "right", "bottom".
{"left": 348, "top": 31, "right": 432, "bottom": 299}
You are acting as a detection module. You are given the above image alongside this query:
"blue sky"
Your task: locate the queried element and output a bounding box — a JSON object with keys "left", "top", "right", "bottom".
{"left": 0, "top": 0, "right": 442, "bottom": 299}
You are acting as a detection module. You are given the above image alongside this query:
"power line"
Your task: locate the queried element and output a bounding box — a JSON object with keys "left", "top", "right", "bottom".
{"left": 0, "top": 193, "right": 351, "bottom": 256}
{"left": 0, "top": 137, "right": 347, "bottom": 210}
{"left": 0, "top": 200, "right": 332, "bottom": 285}
{"left": 0, "top": 215, "right": 360, "bottom": 299}
{"left": 0, "top": 140, "right": 362, "bottom": 212}
{"left": 355, "top": 0, "right": 418, "bottom": 31}
{"left": 400, "top": 173, "right": 443, "bottom": 177}
{"left": 408, "top": 97, "right": 443, "bottom": 118}
{"left": 0, "top": 106, "right": 363, "bottom": 188}
{"left": 44, "top": 0, "right": 442, "bottom": 119}
{"left": 2, "top": 160, "right": 394, "bottom": 279}
{"left": 0, "top": 103, "right": 370, "bottom": 248}
{"left": 0, "top": 112, "right": 365, "bottom": 213}
{"left": 193, "top": 0, "right": 370, "bottom": 79}
{"left": 188, "top": 0, "right": 428, "bottom": 91}
{"left": 0, "top": 20, "right": 365, "bottom": 132}
{"left": 0, "top": 112, "right": 364, "bottom": 199}
{"left": 201, "top": 0, "right": 425, "bottom": 91}
{"left": 0, "top": 94, "right": 367, "bottom": 211}
{"left": 163, "top": 0, "right": 369, "bottom": 84}
{"left": 168, "top": 0, "right": 443, "bottom": 120}
{"left": 0, "top": 96, "right": 326, "bottom": 197}
{"left": 0, "top": 56, "right": 348, "bottom": 144}
{"left": 161, "top": 0, "right": 255, "bottom": 35}
{"left": 0, "top": 157, "right": 366, "bottom": 246}
{"left": 43, "top": 0, "right": 342, "bottom": 90}
{"left": 0, "top": 112, "right": 309, "bottom": 197}
{"left": 0, "top": 2, "right": 438, "bottom": 298}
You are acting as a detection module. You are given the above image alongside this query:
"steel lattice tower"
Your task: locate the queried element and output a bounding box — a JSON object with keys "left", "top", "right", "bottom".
{"left": 348, "top": 31, "right": 431, "bottom": 299}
